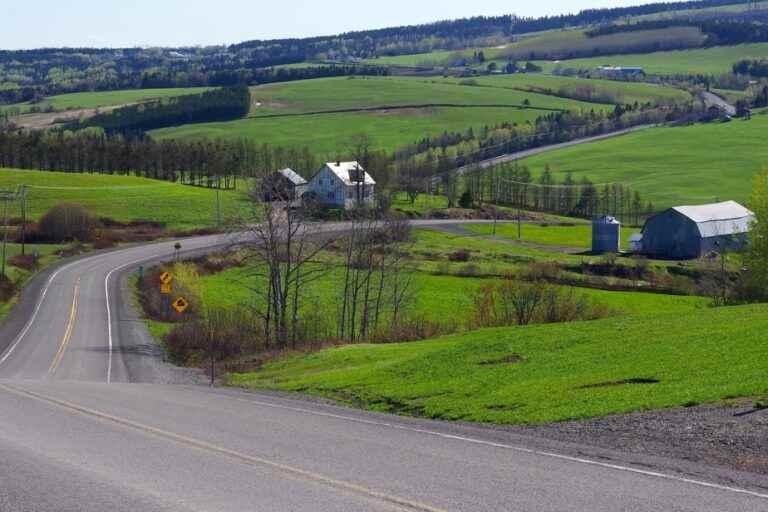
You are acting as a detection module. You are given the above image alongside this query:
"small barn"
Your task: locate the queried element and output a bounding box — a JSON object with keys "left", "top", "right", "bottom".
{"left": 308, "top": 161, "right": 375, "bottom": 210}
{"left": 260, "top": 168, "right": 308, "bottom": 202}
{"left": 641, "top": 201, "right": 754, "bottom": 259}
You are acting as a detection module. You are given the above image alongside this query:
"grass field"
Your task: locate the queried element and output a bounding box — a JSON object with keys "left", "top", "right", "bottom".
{"left": 435, "top": 74, "right": 691, "bottom": 106}
{"left": 0, "top": 168, "right": 248, "bottom": 230}
{"left": 463, "top": 223, "right": 637, "bottom": 250}
{"left": 538, "top": 43, "right": 768, "bottom": 76}
{"left": 1, "top": 87, "right": 211, "bottom": 115}
{"left": 515, "top": 114, "right": 768, "bottom": 208}
{"left": 152, "top": 76, "right": 610, "bottom": 154}
{"left": 230, "top": 302, "right": 767, "bottom": 424}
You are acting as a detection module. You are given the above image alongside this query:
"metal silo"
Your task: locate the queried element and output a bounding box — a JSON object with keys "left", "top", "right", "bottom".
{"left": 592, "top": 215, "right": 621, "bottom": 253}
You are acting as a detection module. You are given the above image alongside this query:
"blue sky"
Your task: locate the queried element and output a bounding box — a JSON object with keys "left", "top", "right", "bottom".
{"left": 1, "top": 1, "right": 683, "bottom": 49}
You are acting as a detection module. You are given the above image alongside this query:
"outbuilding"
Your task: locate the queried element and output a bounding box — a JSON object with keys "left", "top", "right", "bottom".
{"left": 640, "top": 201, "right": 754, "bottom": 259}
{"left": 260, "top": 168, "right": 308, "bottom": 203}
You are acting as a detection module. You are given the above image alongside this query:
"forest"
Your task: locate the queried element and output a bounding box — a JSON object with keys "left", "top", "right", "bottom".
{"left": 71, "top": 86, "right": 251, "bottom": 134}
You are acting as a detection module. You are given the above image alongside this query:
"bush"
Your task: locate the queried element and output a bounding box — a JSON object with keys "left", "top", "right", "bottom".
{"left": 36, "top": 203, "right": 99, "bottom": 243}
{"left": 449, "top": 249, "right": 471, "bottom": 262}
{"left": 458, "top": 191, "right": 474, "bottom": 209}
{"left": 8, "top": 253, "right": 39, "bottom": 271}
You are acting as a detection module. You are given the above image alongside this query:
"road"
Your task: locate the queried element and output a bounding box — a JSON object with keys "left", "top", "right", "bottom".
{"left": 1, "top": 221, "right": 766, "bottom": 511}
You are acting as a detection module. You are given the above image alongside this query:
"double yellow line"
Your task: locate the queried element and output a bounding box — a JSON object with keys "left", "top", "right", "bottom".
{"left": 48, "top": 277, "right": 81, "bottom": 376}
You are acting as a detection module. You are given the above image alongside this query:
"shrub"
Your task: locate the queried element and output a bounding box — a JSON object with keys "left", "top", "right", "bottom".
{"left": 448, "top": 249, "right": 471, "bottom": 262}
{"left": 36, "top": 203, "right": 99, "bottom": 243}
{"left": 8, "top": 253, "right": 39, "bottom": 271}
{"left": 458, "top": 191, "right": 474, "bottom": 209}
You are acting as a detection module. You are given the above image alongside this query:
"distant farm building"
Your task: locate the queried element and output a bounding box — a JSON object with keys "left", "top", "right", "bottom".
{"left": 307, "top": 161, "right": 375, "bottom": 210}
{"left": 260, "top": 168, "right": 308, "bottom": 202}
{"left": 592, "top": 215, "right": 621, "bottom": 253}
{"left": 639, "top": 201, "right": 754, "bottom": 259}
{"left": 596, "top": 65, "right": 645, "bottom": 77}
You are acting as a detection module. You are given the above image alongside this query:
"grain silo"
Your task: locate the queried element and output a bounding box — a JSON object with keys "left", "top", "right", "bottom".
{"left": 592, "top": 215, "right": 621, "bottom": 253}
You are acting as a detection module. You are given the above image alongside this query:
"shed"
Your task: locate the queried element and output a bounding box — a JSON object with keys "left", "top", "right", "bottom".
{"left": 641, "top": 201, "right": 754, "bottom": 259}
{"left": 261, "top": 168, "right": 308, "bottom": 202}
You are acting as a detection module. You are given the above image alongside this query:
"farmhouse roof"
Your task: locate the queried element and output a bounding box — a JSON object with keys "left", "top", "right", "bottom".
{"left": 672, "top": 201, "right": 755, "bottom": 238}
{"left": 277, "top": 168, "right": 307, "bottom": 185}
{"left": 324, "top": 161, "right": 376, "bottom": 186}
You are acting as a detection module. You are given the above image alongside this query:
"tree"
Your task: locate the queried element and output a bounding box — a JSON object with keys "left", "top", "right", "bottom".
{"left": 744, "top": 168, "right": 768, "bottom": 301}
{"left": 458, "top": 190, "right": 474, "bottom": 209}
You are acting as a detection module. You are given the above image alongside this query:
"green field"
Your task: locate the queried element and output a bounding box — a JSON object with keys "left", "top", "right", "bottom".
{"left": 435, "top": 74, "right": 692, "bottom": 105}
{"left": 463, "top": 223, "right": 637, "bottom": 250}
{"left": 152, "top": 76, "right": 610, "bottom": 154}
{"left": 1, "top": 87, "right": 211, "bottom": 115}
{"left": 230, "top": 302, "right": 767, "bottom": 424}
{"left": 516, "top": 114, "right": 768, "bottom": 209}
{"left": 538, "top": 43, "right": 768, "bottom": 76}
{"left": 0, "top": 168, "right": 248, "bottom": 230}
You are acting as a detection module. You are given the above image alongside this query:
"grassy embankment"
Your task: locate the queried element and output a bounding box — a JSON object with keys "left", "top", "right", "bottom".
{"left": 150, "top": 76, "right": 612, "bottom": 154}
{"left": 463, "top": 223, "right": 636, "bottom": 250}
{"left": 515, "top": 113, "right": 768, "bottom": 209}
{"left": 230, "top": 303, "right": 768, "bottom": 424}
{"left": 0, "top": 168, "right": 248, "bottom": 230}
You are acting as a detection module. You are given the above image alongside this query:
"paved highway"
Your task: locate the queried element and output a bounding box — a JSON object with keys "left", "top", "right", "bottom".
{"left": 1, "top": 222, "right": 766, "bottom": 511}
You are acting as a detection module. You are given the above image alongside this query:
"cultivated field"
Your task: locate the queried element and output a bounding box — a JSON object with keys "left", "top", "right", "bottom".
{"left": 515, "top": 114, "right": 768, "bottom": 208}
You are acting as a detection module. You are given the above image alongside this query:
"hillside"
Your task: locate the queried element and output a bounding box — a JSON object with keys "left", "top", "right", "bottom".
{"left": 231, "top": 303, "right": 768, "bottom": 424}
{"left": 513, "top": 114, "right": 768, "bottom": 208}
{"left": 0, "top": 168, "right": 247, "bottom": 230}
{"left": 150, "top": 76, "right": 614, "bottom": 154}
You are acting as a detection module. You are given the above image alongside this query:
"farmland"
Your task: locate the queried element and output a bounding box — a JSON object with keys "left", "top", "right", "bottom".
{"left": 538, "top": 43, "right": 768, "bottom": 76}
{"left": 230, "top": 302, "right": 768, "bottom": 424}
{"left": 1, "top": 87, "right": 211, "bottom": 115}
{"left": 514, "top": 114, "right": 768, "bottom": 209}
{"left": 152, "top": 76, "right": 613, "bottom": 154}
{"left": 0, "top": 168, "right": 248, "bottom": 230}
{"left": 463, "top": 223, "right": 636, "bottom": 250}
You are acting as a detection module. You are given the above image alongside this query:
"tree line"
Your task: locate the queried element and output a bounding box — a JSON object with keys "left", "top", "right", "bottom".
{"left": 733, "top": 59, "right": 768, "bottom": 78}
{"left": 70, "top": 86, "right": 251, "bottom": 134}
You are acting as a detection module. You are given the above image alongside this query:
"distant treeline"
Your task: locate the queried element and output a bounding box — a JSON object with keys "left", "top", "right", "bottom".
{"left": 586, "top": 17, "right": 768, "bottom": 46}
{"left": 0, "top": 130, "right": 320, "bottom": 181}
{"left": 0, "top": 1, "right": 759, "bottom": 101}
{"left": 70, "top": 86, "right": 251, "bottom": 134}
{"left": 734, "top": 59, "right": 768, "bottom": 77}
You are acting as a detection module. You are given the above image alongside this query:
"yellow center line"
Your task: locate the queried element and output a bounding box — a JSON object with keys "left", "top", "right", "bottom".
{"left": 0, "top": 383, "right": 446, "bottom": 512}
{"left": 49, "top": 277, "right": 81, "bottom": 376}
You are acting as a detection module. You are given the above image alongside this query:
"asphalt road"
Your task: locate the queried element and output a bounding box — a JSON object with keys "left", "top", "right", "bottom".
{"left": 1, "top": 221, "right": 767, "bottom": 511}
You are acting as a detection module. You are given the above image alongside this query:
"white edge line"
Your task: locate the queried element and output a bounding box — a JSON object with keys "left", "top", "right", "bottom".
{"left": 218, "top": 393, "right": 768, "bottom": 502}
{"left": 104, "top": 260, "right": 142, "bottom": 384}
{"left": 0, "top": 259, "right": 82, "bottom": 366}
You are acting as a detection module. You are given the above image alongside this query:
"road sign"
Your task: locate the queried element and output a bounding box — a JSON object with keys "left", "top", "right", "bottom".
{"left": 160, "top": 283, "right": 172, "bottom": 295}
{"left": 160, "top": 271, "right": 173, "bottom": 285}
{"left": 172, "top": 297, "right": 189, "bottom": 314}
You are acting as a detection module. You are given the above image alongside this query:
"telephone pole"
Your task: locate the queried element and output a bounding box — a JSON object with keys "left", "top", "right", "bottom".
{"left": 0, "top": 189, "right": 15, "bottom": 278}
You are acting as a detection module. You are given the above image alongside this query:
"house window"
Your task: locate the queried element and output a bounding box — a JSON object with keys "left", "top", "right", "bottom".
{"left": 347, "top": 189, "right": 353, "bottom": 199}
{"left": 328, "top": 191, "right": 334, "bottom": 200}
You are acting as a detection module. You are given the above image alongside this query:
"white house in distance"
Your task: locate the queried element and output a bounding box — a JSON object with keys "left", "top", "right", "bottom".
{"left": 308, "top": 161, "right": 376, "bottom": 210}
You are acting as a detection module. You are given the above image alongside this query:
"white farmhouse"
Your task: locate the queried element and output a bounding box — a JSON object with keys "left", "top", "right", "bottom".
{"left": 308, "top": 161, "right": 376, "bottom": 210}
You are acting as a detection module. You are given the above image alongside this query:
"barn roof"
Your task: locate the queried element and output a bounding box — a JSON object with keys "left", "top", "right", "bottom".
{"left": 324, "top": 162, "right": 376, "bottom": 186}
{"left": 672, "top": 201, "right": 755, "bottom": 238}
{"left": 276, "top": 168, "right": 307, "bottom": 185}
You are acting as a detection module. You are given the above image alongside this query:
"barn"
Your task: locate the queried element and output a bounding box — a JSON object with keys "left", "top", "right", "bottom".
{"left": 260, "top": 168, "right": 308, "bottom": 203}
{"left": 640, "top": 201, "right": 754, "bottom": 259}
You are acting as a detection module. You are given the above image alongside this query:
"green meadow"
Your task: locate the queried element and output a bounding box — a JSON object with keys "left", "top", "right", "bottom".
{"left": 0, "top": 168, "right": 248, "bottom": 230}
{"left": 230, "top": 302, "right": 766, "bottom": 424}
{"left": 516, "top": 114, "right": 768, "bottom": 208}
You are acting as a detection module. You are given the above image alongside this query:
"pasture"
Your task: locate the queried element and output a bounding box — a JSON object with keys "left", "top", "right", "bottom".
{"left": 0, "top": 168, "right": 248, "bottom": 230}
{"left": 152, "top": 76, "right": 610, "bottom": 154}
{"left": 230, "top": 302, "right": 766, "bottom": 424}
{"left": 515, "top": 114, "right": 768, "bottom": 209}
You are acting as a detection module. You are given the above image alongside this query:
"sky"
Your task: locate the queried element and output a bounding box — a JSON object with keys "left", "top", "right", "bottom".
{"left": 0, "top": 0, "right": 686, "bottom": 50}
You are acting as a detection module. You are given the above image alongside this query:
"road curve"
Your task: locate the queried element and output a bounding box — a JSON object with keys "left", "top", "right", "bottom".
{"left": 1, "top": 221, "right": 766, "bottom": 511}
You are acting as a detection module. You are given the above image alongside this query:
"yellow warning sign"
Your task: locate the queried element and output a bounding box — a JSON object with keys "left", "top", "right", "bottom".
{"left": 160, "top": 272, "right": 173, "bottom": 285}
{"left": 160, "top": 283, "right": 172, "bottom": 295}
{"left": 172, "top": 297, "right": 189, "bottom": 314}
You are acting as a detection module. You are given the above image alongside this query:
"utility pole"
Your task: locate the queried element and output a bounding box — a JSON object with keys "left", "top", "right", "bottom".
{"left": 19, "top": 186, "right": 27, "bottom": 256}
{"left": 215, "top": 176, "right": 222, "bottom": 228}
{"left": 0, "top": 189, "right": 14, "bottom": 278}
